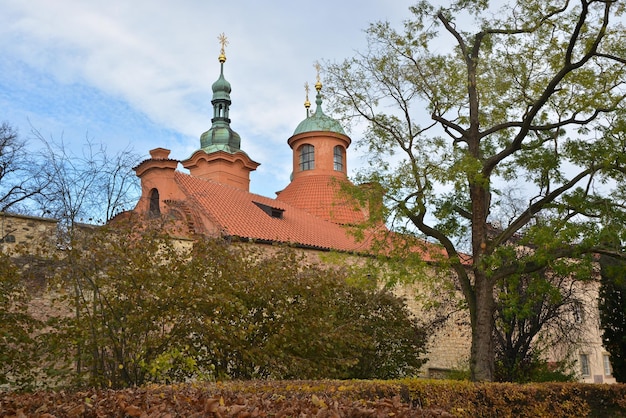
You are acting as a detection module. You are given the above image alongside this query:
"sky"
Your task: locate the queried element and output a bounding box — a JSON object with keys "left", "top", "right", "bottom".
{"left": 1, "top": 0, "right": 417, "bottom": 199}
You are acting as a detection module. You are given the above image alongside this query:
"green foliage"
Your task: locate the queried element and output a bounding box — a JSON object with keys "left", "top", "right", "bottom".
{"left": 40, "top": 221, "right": 428, "bottom": 388}
{"left": 44, "top": 224, "right": 191, "bottom": 388}
{"left": 492, "top": 266, "right": 584, "bottom": 383}
{"left": 494, "top": 352, "right": 576, "bottom": 384}
{"left": 599, "top": 254, "right": 626, "bottom": 383}
{"left": 143, "top": 347, "right": 210, "bottom": 385}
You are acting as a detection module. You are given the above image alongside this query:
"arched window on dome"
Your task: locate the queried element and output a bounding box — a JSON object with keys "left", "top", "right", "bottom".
{"left": 333, "top": 145, "right": 344, "bottom": 171}
{"left": 299, "top": 144, "right": 315, "bottom": 171}
{"left": 149, "top": 188, "right": 160, "bottom": 217}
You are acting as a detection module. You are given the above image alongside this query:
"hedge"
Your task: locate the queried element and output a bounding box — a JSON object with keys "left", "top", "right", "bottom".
{"left": 2, "top": 379, "right": 626, "bottom": 417}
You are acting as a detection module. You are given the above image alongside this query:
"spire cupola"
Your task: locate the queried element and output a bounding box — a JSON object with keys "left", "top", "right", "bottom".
{"left": 200, "top": 33, "right": 241, "bottom": 153}
{"left": 183, "top": 34, "right": 259, "bottom": 192}
{"left": 285, "top": 62, "right": 351, "bottom": 182}
{"left": 293, "top": 62, "right": 346, "bottom": 136}
{"left": 277, "top": 63, "right": 360, "bottom": 225}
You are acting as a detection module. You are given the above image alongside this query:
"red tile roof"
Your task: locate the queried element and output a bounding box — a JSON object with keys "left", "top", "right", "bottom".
{"left": 276, "top": 175, "right": 367, "bottom": 225}
{"left": 173, "top": 172, "right": 373, "bottom": 252}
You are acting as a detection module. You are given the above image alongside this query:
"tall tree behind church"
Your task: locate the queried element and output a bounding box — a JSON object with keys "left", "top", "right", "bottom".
{"left": 325, "top": 0, "right": 626, "bottom": 381}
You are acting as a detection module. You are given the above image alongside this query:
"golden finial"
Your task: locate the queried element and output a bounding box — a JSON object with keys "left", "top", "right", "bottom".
{"left": 304, "top": 82, "right": 311, "bottom": 117}
{"left": 313, "top": 61, "right": 322, "bottom": 91}
{"left": 304, "top": 82, "right": 311, "bottom": 109}
{"left": 218, "top": 33, "right": 228, "bottom": 63}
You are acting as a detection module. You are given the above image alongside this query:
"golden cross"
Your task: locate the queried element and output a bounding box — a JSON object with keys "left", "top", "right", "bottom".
{"left": 218, "top": 33, "right": 229, "bottom": 56}
{"left": 304, "top": 81, "right": 310, "bottom": 100}
{"left": 314, "top": 61, "right": 322, "bottom": 83}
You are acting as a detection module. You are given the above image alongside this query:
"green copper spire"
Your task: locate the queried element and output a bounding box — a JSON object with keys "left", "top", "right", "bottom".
{"left": 293, "top": 62, "right": 346, "bottom": 136}
{"left": 200, "top": 33, "right": 242, "bottom": 153}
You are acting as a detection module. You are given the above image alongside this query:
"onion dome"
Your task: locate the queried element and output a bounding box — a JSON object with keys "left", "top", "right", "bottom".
{"left": 293, "top": 78, "right": 346, "bottom": 136}
{"left": 211, "top": 59, "right": 232, "bottom": 102}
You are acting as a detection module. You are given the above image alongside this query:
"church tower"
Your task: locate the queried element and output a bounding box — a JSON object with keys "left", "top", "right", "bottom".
{"left": 276, "top": 64, "right": 366, "bottom": 225}
{"left": 182, "top": 34, "right": 259, "bottom": 191}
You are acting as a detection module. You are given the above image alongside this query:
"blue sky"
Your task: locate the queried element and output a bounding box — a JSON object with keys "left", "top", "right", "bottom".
{"left": 1, "top": 0, "right": 416, "bottom": 198}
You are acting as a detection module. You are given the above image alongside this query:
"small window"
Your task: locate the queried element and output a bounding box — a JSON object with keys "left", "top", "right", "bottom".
{"left": 299, "top": 144, "right": 315, "bottom": 171}
{"left": 149, "top": 189, "right": 160, "bottom": 216}
{"left": 572, "top": 301, "right": 584, "bottom": 323}
{"left": 604, "top": 355, "right": 612, "bottom": 376}
{"left": 0, "top": 234, "right": 15, "bottom": 243}
{"left": 580, "top": 354, "right": 590, "bottom": 376}
{"left": 215, "top": 103, "right": 227, "bottom": 118}
{"left": 333, "top": 145, "right": 344, "bottom": 171}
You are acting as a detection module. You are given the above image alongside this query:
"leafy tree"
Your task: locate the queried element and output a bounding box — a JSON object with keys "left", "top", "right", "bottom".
{"left": 344, "top": 286, "right": 430, "bottom": 379}
{"left": 177, "top": 238, "right": 427, "bottom": 381}
{"left": 324, "top": 0, "right": 626, "bottom": 381}
{"left": 46, "top": 220, "right": 205, "bottom": 388}
{"left": 0, "top": 122, "right": 50, "bottom": 213}
{"left": 47, "top": 219, "right": 427, "bottom": 388}
{"left": 599, "top": 253, "right": 626, "bottom": 382}
{"left": 493, "top": 268, "right": 582, "bottom": 382}
{"left": 204, "top": 246, "right": 428, "bottom": 380}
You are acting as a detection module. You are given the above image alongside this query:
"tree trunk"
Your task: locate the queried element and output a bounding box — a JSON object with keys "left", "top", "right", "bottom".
{"left": 470, "top": 270, "right": 495, "bottom": 381}
{"left": 468, "top": 175, "right": 494, "bottom": 381}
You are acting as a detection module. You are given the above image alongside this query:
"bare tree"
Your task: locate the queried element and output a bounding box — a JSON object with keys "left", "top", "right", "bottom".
{"left": 31, "top": 129, "right": 141, "bottom": 229}
{"left": 0, "top": 122, "right": 50, "bottom": 214}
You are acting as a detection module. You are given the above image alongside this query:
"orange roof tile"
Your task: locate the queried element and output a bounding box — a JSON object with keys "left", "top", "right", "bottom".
{"left": 276, "top": 175, "right": 366, "bottom": 225}
{"left": 173, "top": 172, "right": 372, "bottom": 252}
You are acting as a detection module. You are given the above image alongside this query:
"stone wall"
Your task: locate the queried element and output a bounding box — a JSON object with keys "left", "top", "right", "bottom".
{"left": 0, "top": 212, "right": 58, "bottom": 256}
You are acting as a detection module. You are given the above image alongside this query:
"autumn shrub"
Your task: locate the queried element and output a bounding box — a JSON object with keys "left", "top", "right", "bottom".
{"left": 38, "top": 221, "right": 428, "bottom": 389}
{"left": 169, "top": 237, "right": 429, "bottom": 381}
{"left": 494, "top": 351, "right": 577, "bottom": 383}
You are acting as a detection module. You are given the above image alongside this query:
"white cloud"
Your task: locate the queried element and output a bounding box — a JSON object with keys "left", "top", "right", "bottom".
{"left": 0, "top": 0, "right": 416, "bottom": 197}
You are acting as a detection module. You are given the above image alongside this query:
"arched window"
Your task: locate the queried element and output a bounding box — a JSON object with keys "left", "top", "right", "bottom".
{"left": 149, "top": 188, "right": 160, "bottom": 216}
{"left": 333, "top": 145, "right": 344, "bottom": 171}
{"left": 299, "top": 144, "right": 315, "bottom": 171}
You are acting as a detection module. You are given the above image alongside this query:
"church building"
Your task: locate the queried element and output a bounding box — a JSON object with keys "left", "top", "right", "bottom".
{"left": 131, "top": 40, "right": 377, "bottom": 252}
